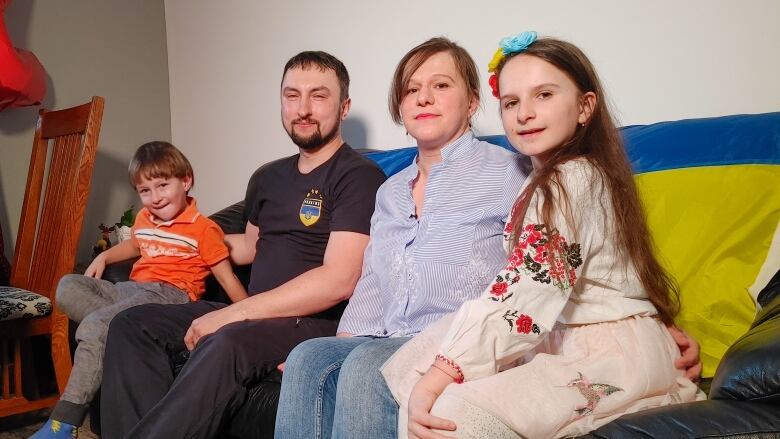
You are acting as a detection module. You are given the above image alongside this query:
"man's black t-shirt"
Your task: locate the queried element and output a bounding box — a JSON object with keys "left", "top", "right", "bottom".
{"left": 244, "top": 143, "right": 385, "bottom": 319}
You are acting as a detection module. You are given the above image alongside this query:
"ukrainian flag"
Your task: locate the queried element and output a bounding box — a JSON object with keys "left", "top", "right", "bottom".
{"left": 624, "top": 113, "right": 780, "bottom": 377}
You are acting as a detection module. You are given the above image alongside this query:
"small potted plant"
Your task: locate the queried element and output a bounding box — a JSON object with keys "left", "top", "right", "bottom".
{"left": 113, "top": 206, "right": 135, "bottom": 243}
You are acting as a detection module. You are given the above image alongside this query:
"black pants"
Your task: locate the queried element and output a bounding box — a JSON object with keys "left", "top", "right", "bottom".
{"left": 100, "top": 300, "right": 339, "bottom": 439}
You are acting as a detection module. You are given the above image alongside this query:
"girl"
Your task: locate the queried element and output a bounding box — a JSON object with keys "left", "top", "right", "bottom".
{"left": 382, "top": 32, "right": 703, "bottom": 439}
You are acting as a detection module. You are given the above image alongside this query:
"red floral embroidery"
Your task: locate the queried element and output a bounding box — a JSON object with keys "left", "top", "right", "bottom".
{"left": 515, "top": 314, "right": 533, "bottom": 334}
{"left": 507, "top": 223, "right": 582, "bottom": 292}
{"left": 491, "top": 282, "right": 508, "bottom": 296}
{"left": 506, "top": 245, "right": 524, "bottom": 270}
{"left": 502, "top": 310, "right": 540, "bottom": 334}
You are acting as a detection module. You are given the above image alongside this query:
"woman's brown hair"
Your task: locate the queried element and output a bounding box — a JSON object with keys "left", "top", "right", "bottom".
{"left": 497, "top": 38, "right": 679, "bottom": 324}
{"left": 388, "top": 37, "right": 481, "bottom": 125}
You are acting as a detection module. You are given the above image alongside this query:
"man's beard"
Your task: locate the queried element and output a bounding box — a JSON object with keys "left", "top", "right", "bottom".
{"left": 288, "top": 119, "right": 339, "bottom": 151}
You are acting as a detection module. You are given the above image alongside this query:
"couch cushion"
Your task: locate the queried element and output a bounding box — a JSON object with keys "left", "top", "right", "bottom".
{"left": 0, "top": 286, "right": 52, "bottom": 321}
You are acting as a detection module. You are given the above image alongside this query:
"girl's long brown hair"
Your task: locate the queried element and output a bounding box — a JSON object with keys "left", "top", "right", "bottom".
{"left": 498, "top": 38, "right": 679, "bottom": 325}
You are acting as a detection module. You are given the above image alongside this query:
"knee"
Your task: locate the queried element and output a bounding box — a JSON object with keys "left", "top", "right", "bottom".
{"left": 282, "top": 338, "right": 346, "bottom": 389}
{"left": 106, "top": 305, "right": 150, "bottom": 341}
{"left": 430, "top": 391, "right": 465, "bottom": 420}
{"left": 281, "top": 340, "right": 323, "bottom": 391}
{"left": 55, "top": 274, "right": 86, "bottom": 316}
{"left": 340, "top": 342, "right": 385, "bottom": 383}
{"left": 286, "top": 337, "right": 335, "bottom": 371}
{"left": 431, "top": 391, "right": 512, "bottom": 439}
{"left": 336, "top": 346, "right": 386, "bottom": 402}
{"left": 194, "top": 323, "right": 244, "bottom": 357}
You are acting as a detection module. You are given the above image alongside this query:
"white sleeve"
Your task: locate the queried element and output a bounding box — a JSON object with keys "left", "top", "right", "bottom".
{"left": 437, "top": 162, "right": 606, "bottom": 381}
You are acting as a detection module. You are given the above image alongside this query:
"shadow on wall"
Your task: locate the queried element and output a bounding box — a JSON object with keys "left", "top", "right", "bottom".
{"left": 0, "top": 107, "right": 37, "bottom": 264}
{"left": 342, "top": 116, "right": 368, "bottom": 149}
{"left": 78, "top": 149, "right": 137, "bottom": 265}
{"left": 0, "top": 165, "right": 10, "bottom": 266}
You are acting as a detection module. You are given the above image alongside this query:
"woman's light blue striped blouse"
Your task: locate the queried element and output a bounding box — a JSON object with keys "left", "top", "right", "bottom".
{"left": 338, "top": 132, "right": 529, "bottom": 337}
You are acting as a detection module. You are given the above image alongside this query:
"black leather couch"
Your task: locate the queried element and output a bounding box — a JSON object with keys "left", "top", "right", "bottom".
{"left": 94, "top": 200, "right": 780, "bottom": 439}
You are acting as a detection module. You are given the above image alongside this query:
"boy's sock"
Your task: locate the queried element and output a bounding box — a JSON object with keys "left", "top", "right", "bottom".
{"left": 30, "top": 419, "right": 78, "bottom": 438}
{"left": 30, "top": 400, "right": 87, "bottom": 438}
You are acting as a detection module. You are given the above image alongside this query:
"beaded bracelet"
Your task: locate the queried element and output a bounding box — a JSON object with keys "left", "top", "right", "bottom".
{"left": 434, "top": 354, "right": 464, "bottom": 384}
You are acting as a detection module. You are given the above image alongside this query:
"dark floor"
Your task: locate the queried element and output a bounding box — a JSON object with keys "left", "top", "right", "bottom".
{"left": 0, "top": 409, "right": 97, "bottom": 439}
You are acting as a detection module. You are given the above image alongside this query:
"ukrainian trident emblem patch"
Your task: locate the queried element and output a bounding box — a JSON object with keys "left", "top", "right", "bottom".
{"left": 299, "top": 189, "right": 323, "bottom": 226}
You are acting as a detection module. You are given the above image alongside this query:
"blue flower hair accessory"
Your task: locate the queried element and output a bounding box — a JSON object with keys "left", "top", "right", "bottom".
{"left": 488, "top": 31, "right": 538, "bottom": 98}
{"left": 500, "top": 31, "right": 538, "bottom": 55}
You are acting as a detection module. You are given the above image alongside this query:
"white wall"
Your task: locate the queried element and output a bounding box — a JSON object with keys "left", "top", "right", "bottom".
{"left": 0, "top": 0, "right": 170, "bottom": 265}
{"left": 164, "top": 0, "right": 780, "bottom": 216}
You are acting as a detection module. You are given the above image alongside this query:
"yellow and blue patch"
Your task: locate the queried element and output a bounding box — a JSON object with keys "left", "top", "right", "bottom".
{"left": 300, "top": 189, "right": 323, "bottom": 227}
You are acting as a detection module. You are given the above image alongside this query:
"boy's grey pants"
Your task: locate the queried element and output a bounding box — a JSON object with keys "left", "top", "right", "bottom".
{"left": 51, "top": 273, "right": 189, "bottom": 425}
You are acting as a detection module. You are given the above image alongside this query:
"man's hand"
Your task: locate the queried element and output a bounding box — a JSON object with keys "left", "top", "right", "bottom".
{"left": 184, "top": 306, "right": 245, "bottom": 350}
{"left": 408, "top": 367, "right": 457, "bottom": 439}
{"left": 667, "top": 325, "right": 702, "bottom": 382}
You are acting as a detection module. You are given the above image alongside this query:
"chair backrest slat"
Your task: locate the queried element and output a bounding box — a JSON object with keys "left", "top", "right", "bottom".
{"left": 10, "top": 97, "right": 105, "bottom": 301}
{"left": 40, "top": 101, "right": 93, "bottom": 138}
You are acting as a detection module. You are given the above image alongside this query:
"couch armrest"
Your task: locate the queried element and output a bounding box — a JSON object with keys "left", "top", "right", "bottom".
{"left": 580, "top": 399, "right": 780, "bottom": 438}
{"left": 708, "top": 293, "right": 780, "bottom": 403}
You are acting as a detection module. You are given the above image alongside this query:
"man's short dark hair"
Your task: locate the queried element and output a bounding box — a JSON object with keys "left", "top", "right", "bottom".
{"left": 282, "top": 51, "right": 350, "bottom": 103}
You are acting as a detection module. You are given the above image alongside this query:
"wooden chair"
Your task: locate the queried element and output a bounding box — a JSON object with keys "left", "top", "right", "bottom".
{"left": 0, "top": 96, "right": 104, "bottom": 417}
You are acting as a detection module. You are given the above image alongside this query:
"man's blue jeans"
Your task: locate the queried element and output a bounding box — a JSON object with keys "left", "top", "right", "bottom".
{"left": 275, "top": 336, "right": 411, "bottom": 439}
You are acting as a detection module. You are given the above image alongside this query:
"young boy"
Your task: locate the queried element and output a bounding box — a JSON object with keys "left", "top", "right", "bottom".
{"left": 32, "top": 141, "right": 248, "bottom": 438}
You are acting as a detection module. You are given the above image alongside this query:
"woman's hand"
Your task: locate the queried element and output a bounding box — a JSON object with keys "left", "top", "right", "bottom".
{"left": 408, "top": 366, "right": 457, "bottom": 439}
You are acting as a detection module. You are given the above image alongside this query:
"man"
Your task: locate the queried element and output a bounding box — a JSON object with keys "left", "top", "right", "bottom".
{"left": 99, "top": 51, "right": 386, "bottom": 439}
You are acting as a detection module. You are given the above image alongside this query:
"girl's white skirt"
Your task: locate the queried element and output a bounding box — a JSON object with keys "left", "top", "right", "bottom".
{"left": 382, "top": 315, "right": 704, "bottom": 438}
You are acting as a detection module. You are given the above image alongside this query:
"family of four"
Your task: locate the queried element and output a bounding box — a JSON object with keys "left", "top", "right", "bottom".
{"left": 34, "top": 31, "right": 701, "bottom": 439}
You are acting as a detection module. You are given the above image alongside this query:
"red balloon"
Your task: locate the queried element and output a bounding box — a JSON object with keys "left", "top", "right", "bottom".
{"left": 0, "top": 0, "right": 47, "bottom": 110}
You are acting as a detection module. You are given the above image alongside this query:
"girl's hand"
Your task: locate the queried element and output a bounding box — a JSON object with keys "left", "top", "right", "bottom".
{"left": 667, "top": 325, "right": 702, "bottom": 382}
{"left": 408, "top": 367, "right": 457, "bottom": 439}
